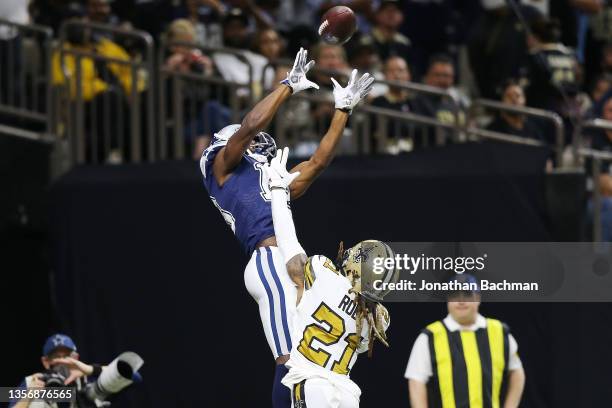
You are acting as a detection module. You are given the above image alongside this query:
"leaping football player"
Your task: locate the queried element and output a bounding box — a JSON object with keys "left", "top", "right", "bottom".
{"left": 200, "top": 48, "right": 374, "bottom": 407}
{"left": 263, "top": 147, "right": 399, "bottom": 408}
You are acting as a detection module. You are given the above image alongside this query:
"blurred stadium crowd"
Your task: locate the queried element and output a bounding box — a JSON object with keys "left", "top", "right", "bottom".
{"left": 1, "top": 0, "right": 612, "bottom": 235}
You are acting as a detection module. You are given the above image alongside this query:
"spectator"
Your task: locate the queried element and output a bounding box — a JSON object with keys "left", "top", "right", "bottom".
{"left": 87, "top": 0, "right": 118, "bottom": 25}
{"left": 213, "top": 8, "right": 253, "bottom": 98}
{"left": 9, "top": 334, "right": 99, "bottom": 408}
{"left": 405, "top": 275, "right": 526, "bottom": 408}
{"left": 524, "top": 17, "right": 579, "bottom": 113}
{"left": 310, "top": 42, "right": 349, "bottom": 132}
{"left": 486, "top": 80, "right": 546, "bottom": 143}
{"left": 587, "top": 97, "right": 612, "bottom": 241}
{"left": 411, "top": 54, "right": 467, "bottom": 147}
{"left": 251, "top": 28, "right": 285, "bottom": 90}
{"left": 172, "top": 0, "right": 225, "bottom": 46}
{"left": 371, "top": 56, "right": 414, "bottom": 154}
{"left": 311, "top": 42, "right": 350, "bottom": 88}
{"left": 347, "top": 40, "right": 386, "bottom": 98}
{"left": 468, "top": 0, "right": 542, "bottom": 99}
{"left": 165, "top": 19, "right": 213, "bottom": 76}
{"left": 289, "top": 42, "right": 349, "bottom": 157}
{"left": 164, "top": 19, "right": 216, "bottom": 159}
{"left": 591, "top": 74, "right": 612, "bottom": 105}
{"left": 358, "top": 0, "right": 411, "bottom": 63}
{"left": 86, "top": 0, "right": 133, "bottom": 47}
{"left": 523, "top": 16, "right": 580, "bottom": 146}
{"left": 52, "top": 15, "right": 146, "bottom": 103}
{"left": 52, "top": 11, "right": 146, "bottom": 162}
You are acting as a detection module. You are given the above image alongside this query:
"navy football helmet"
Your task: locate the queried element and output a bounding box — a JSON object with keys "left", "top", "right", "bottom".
{"left": 248, "top": 131, "right": 277, "bottom": 161}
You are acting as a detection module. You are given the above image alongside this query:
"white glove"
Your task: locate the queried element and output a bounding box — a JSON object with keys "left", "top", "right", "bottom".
{"left": 264, "top": 147, "right": 301, "bottom": 191}
{"left": 331, "top": 69, "right": 375, "bottom": 114}
{"left": 281, "top": 47, "right": 319, "bottom": 94}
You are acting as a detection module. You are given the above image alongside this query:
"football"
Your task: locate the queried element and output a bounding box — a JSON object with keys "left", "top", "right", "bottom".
{"left": 318, "top": 6, "right": 357, "bottom": 45}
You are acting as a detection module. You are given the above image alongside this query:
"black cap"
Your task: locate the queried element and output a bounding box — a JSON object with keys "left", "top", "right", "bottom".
{"left": 446, "top": 273, "right": 481, "bottom": 300}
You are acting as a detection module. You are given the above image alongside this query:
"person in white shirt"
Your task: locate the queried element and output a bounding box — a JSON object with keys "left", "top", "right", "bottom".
{"left": 405, "top": 274, "right": 525, "bottom": 408}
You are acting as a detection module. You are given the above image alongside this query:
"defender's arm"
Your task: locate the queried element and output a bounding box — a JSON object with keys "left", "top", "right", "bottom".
{"left": 267, "top": 148, "right": 308, "bottom": 304}
{"left": 290, "top": 69, "right": 374, "bottom": 199}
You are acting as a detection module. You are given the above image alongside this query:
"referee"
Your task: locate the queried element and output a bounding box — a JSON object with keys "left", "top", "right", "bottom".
{"left": 405, "top": 274, "right": 525, "bottom": 408}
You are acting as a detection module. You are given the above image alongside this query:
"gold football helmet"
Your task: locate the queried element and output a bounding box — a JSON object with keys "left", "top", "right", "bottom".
{"left": 338, "top": 239, "right": 399, "bottom": 302}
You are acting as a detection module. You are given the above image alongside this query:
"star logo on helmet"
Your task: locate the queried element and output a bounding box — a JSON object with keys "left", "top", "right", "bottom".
{"left": 52, "top": 336, "right": 65, "bottom": 347}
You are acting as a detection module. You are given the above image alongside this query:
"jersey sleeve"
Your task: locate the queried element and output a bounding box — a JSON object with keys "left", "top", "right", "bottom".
{"left": 199, "top": 139, "right": 228, "bottom": 180}
{"left": 304, "top": 255, "right": 340, "bottom": 290}
{"left": 507, "top": 333, "right": 523, "bottom": 370}
{"left": 404, "top": 333, "right": 433, "bottom": 383}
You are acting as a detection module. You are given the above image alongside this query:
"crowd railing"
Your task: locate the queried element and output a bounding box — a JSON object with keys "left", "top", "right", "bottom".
{"left": 467, "top": 99, "right": 564, "bottom": 162}
{"left": 0, "top": 18, "right": 54, "bottom": 143}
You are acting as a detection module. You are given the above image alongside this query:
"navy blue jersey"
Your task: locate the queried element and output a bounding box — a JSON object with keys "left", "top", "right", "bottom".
{"left": 200, "top": 139, "right": 275, "bottom": 254}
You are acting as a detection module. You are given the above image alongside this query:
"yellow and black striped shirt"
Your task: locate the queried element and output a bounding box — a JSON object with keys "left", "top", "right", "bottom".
{"left": 423, "top": 318, "right": 510, "bottom": 408}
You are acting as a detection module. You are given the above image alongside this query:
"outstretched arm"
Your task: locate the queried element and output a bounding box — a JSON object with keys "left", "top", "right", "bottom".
{"left": 213, "top": 48, "right": 319, "bottom": 185}
{"left": 290, "top": 69, "right": 374, "bottom": 199}
{"left": 266, "top": 147, "right": 308, "bottom": 304}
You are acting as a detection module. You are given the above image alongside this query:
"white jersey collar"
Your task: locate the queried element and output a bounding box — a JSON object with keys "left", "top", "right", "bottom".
{"left": 443, "top": 313, "right": 487, "bottom": 332}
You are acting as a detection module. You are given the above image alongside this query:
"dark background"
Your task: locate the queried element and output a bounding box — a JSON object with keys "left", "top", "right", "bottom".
{"left": 2, "top": 140, "right": 610, "bottom": 407}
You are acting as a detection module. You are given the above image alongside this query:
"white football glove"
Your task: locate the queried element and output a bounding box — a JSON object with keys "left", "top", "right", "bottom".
{"left": 331, "top": 69, "right": 375, "bottom": 114}
{"left": 282, "top": 47, "right": 319, "bottom": 94}
{"left": 264, "top": 147, "right": 300, "bottom": 191}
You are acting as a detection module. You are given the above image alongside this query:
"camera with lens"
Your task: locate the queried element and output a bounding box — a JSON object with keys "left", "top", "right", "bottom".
{"left": 77, "top": 352, "right": 144, "bottom": 408}
{"left": 40, "top": 352, "right": 143, "bottom": 408}
{"left": 40, "top": 365, "right": 71, "bottom": 387}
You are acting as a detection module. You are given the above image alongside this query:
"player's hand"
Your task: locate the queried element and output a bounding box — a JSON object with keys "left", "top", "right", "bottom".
{"left": 264, "top": 147, "right": 300, "bottom": 191}
{"left": 331, "top": 69, "right": 375, "bottom": 114}
{"left": 282, "top": 47, "right": 319, "bottom": 94}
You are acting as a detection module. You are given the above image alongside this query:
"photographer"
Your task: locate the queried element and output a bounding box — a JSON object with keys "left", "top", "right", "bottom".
{"left": 9, "top": 334, "right": 103, "bottom": 408}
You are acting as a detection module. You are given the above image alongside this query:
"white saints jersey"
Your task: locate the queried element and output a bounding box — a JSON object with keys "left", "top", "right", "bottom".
{"left": 290, "top": 255, "right": 377, "bottom": 376}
